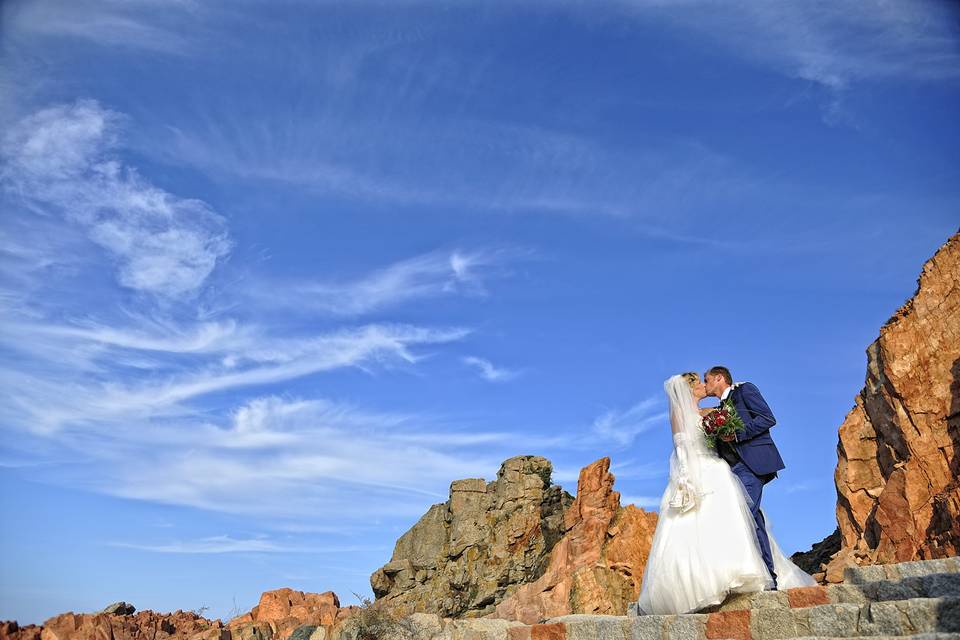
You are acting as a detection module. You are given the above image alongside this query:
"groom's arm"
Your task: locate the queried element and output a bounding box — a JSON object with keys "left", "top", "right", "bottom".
{"left": 736, "top": 383, "right": 776, "bottom": 442}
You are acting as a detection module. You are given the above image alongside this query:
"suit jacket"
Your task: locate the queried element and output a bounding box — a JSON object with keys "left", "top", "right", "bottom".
{"left": 727, "top": 382, "right": 785, "bottom": 477}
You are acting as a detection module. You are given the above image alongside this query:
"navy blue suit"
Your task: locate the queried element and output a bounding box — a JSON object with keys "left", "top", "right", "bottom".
{"left": 720, "top": 382, "right": 784, "bottom": 587}
{"left": 727, "top": 382, "right": 785, "bottom": 477}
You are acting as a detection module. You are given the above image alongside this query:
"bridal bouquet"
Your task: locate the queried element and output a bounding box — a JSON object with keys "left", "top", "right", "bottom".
{"left": 701, "top": 400, "right": 745, "bottom": 449}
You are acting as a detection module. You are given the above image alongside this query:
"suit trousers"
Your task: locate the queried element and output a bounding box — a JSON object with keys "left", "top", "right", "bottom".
{"left": 730, "top": 460, "right": 777, "bottom": 588}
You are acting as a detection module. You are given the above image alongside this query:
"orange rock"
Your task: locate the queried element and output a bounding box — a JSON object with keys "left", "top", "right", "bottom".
{"left": 705, "top": 610, "right": 751, "bottom": 640}
{"left": 785, "top": 586, "right": 830, "bottom": 609}
{"left": 228, "top": 590, "right": 341, "bottom": 640}
{"left": 39, "top": 610, "right": 217, "bottom": 640}
{"left": 1, "top": 622, "right": 42, "bottom": 640}
{"left": 530, "top": 623, "right": 565, "bottom": 640}
{"left": 825, "top": 231, "right": 960, "bottom": 580}
{"left": 492, "top": 458, "right": 658, "bottom": 623}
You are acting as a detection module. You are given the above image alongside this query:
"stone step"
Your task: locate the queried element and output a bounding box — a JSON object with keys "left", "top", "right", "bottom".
{"left": 540, "top": 597, "right": 960, "bottom": 639}
{"left": 845, "top": 558, "right": 960, "bottom": 585}
{"left": 706, "top": 561, "right": 960, "bottom": 615}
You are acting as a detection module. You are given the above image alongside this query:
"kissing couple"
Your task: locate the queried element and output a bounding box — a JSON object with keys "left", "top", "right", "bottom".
{"left": 637, "top": 367, "right": 815, "bottom": 615}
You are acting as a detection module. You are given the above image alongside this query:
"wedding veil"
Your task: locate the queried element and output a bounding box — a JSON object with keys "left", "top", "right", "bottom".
{"left": 664, "top": 375, "right": 709, "bottom": 510}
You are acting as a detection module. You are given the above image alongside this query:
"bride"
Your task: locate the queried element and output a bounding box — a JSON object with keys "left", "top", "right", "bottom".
{"left": 636, "top": 373, "right": 814, "bottom": 615}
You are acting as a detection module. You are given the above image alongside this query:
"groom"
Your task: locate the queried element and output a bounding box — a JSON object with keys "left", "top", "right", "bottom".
{"left": 704, "top": 366, "right": 785, "bottom": 589}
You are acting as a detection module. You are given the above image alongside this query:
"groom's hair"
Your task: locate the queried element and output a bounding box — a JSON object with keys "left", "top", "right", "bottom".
{"left": 706, "top": 366, "right": 733, "bottom": 384}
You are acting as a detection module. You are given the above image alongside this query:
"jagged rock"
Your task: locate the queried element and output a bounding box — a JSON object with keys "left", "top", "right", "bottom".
{"left": 791, "top": 528, "right": 841, "bottom": 577}
{"left": 39, "top": 610, "right": 219, "bottom": 640}
{"left": 826, "top": 231, "right": 960, "bottom": 581}
{"left": 370, "top": 456, "right": 574, "bottom": 618}
{"left": 1, "top": 622, "right": 42, "bottom": 640}
{"left": 228, "top": 590, "right": 343, "bottom": 640}
{"left": 97, "top": 604, "right": 135, "bottom": 616}
{"left": 492, "top": 457, "right": 659, "bottom": 624}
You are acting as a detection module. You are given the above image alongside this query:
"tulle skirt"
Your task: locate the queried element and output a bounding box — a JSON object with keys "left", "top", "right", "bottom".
{"left": 637, "top": 453, "right": 812, "bottom": 615}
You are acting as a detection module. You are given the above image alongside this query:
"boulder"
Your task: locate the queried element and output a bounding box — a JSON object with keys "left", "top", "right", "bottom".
{"left": 228, "top": 590, "right": 341, "bottom": 640}
{"left": 823, "top": 231, "right": 960, "bottom": 580}
{"left": 370, "top": 456, "right": 574, "bottom": 618}
{"left": 97, "top": 604, "right": 134, "bottom": 616}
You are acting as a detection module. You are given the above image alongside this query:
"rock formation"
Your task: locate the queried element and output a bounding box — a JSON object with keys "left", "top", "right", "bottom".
{"left": 34, "top": 609, "right": 220, "bottom": 640}
{"left": 790, "top": 527, "right": 841, "bottom": 576}
{"left": 492, "top": 457, "right": 659, "bottom": 624}
{"left": 822, "top": 230, "right": 960, "bottom": 581}
{"left": 370, "top": 455, "right": 574, "bottom": 618}
{"left": 227, "top": 589, "right": 353, "bottom": 640}
{"left": 0, "top": 622, "right": 41, "bottom": 640}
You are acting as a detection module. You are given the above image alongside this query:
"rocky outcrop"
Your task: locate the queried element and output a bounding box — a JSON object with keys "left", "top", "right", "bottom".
{"left": 227, "top": 589, "right": 354, "bottom": 640}
{"left": 98, "top": 604, "right": 135, "bottom": 616}
{"left": 491, "top": 457, "right": 659, "bottom": 624}
{"left": 790, "top": 528, "right": 841, "bottom": 576}
{"left": 370, "top": 456, "right": 574, "bottom": 618}
{"left": 1, "top": 622, "right": 41, "bottom": 640}
{"left": 37, "top": 610, "right": 220, "bottom": 640}
{"left": 823, "top": 231, "right": 960, "bottom": 581}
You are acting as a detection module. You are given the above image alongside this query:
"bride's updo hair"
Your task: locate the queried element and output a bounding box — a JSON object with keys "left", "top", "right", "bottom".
{"left": 681, "top": 372, "right": 700, "bottom": 388}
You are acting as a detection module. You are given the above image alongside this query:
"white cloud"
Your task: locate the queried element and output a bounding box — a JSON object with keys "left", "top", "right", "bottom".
{"left": 2, "top": 100, "right": 231, "bottom": 299}
{"left": 462, "top": 356, "right": 520, "bottom": 382}
{"left": 783, "top": 481, "right": 819, "bottom": 494}
{"left": 0, "top": 320, "right": 469, "bottom": 434}
{"left": 20, "top": 392, "right": 524, "bottom": 522}
{"left": 592, "top": 396, "right": 668, "bottom": 447}
{"left": 618, "top": 495, "right": 661, "bottom": 509}
{"left": 606, "top": 0, "right": 960, "bottom": 124}
{"left": 109, "top": 535, "right": 379, "bottom": 555}
{"left": 281, "top": 249, "right": 507, "bottom": 316}
{"left": 149, "top": 110, "right": 744, "bottom": 224}
{"left": 5, "top": 0, "right": 197, "bottom": 54}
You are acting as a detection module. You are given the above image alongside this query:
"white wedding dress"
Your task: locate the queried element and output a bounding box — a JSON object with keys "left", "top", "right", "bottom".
{"left": 636, "top": 376, "right": 815, "bottom": 615}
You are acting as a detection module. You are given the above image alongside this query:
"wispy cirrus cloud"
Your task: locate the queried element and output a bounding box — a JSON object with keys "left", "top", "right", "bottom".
{"left": 462, "top": 356, "right": 521, "bottom": 382}
{"left": 257, "top": 249, "right": 511, "bottom": 317}
{"left": 592, "top": 396, "right": 668, "bottom": 447}
{"left": 599, "top": 0, "right": 960, "bottom": 88}
{"left": 605, "top": 0, "right": 960, "bottom": 124}
{"left": 2, "top": 99, "right": 231, "bottom": 299}
{"left": 13, "top": 392, "right": 520, "bottom": 522}
{"left": 150, "top": 109, "right": 744, "bottom": 222}
{"left": 618, "top": 495, "right": 662, "bottom": 509}
{"left": 109, "top": 535, "right": 382, "bottom": 555}
{"left": 3, "top": 0, "right": 199, "bottom": 55}
{"left": 0, "top": 320, "right": 469, "bottom": 435}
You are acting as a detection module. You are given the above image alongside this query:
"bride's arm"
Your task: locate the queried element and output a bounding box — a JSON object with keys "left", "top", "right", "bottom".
{"left": 670, "top": 407, "right": 683, "bottom": 435}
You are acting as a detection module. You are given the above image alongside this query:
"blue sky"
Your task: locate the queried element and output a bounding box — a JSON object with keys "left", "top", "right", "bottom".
{"left": 1, "top": 0, "right": 958, "bottom": 626}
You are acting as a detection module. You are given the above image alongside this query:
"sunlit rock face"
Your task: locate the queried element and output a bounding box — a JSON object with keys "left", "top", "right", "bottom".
{"left": 491, "top": 457, "right": 659, "bottom": 624}
{"left": 825, "top": 231, "right": 960, "bottom": 582}
{"left": 370, "top": 455, "right": 574, "bottom": 618}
